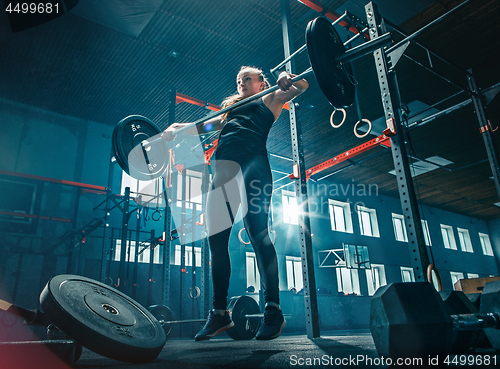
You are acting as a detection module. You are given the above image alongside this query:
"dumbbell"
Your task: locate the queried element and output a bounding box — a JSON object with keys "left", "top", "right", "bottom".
{"left": 370, "top": 281, "right": 500, "bottom": 360}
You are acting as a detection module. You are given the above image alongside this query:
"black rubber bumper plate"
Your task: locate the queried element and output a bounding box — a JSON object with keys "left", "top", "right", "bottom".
{"left": 40, "top": 274, "right": 166, "bottom": 363}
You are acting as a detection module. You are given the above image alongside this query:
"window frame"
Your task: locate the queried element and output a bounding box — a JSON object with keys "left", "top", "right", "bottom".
{"left": 479, "top": 233, "right": 494, "bottom": 256}
{"left": 392, "top": 213, "right": 408, "bottom": 242}
{"left": 356, "top": 205, "right": 380, "bottom": 237}
{"left": 286, "top": 256, "right": 303, "bottom": 292}
{"left": 328, "top": 199, "right": 353, "bottom": 233}
{"left": 282, "top": 190, "right": 299, "bottom": 225}
{"left": 440, "top": 224, "right": 457, "bottom": 250}
{"left": 457, "top": 228, "right": 473, "bottom": 253}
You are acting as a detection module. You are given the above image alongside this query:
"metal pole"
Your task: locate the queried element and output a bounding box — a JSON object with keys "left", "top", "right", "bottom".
{"left": 385, "top": 0, "right": 473, "bottom": 55}
{"left": 281, "top": 0, "right": 320, "bottom": 339}
{"left": 200, "top": 165, "right": 211, "bottom": 319}
{"left": 162, "top": 87, "right": 176, "bottom": 308}
{"left": 180, "top": 169, "right": 187, "bottom": 337}
{"left": 366, "top": 2, "right": 430, "bottom": 282}
{"left": 467, "top": 70, "right": 500, "bottom": 199}
{"left": 148, "top": 229, "right": 155, "bottom": 307}
{"left": 132, "top": 209, "right": 141, "bottom": 300}
{"left": 101, "top": 150, "right": 114, "bottom": 283}
{"left": 119, "top": 187, "right": 131, "bottom": 291}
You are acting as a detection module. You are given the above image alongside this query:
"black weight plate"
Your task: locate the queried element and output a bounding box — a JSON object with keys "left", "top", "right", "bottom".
{"left": 148, "top": 305, "right": 174, "bottom": 337}
{"left": 306, "top": 17, "right": 355, "bottom": 109}
{"left": 40, "top": 274, "right": 166, "bottom": 363}
{"left": 227, "top": 296, "right": 261, "bottom": 340}
{"left": 112, "top": 115, "right": 168, "bottom": 180}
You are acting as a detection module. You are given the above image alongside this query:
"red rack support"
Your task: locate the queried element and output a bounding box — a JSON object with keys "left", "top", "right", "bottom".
{"left": 290, "top": 133, "right": 391, "bottom": 181}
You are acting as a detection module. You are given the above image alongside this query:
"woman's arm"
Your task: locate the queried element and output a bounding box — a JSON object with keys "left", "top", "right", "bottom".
{"left": 161, "top": 116, "right": 224, "bottom": 141}
{"left": 263, "top": 71, "right": 309, "bottom": 119}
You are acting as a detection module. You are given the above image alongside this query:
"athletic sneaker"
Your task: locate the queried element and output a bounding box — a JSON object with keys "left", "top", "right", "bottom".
{"left": 195, "top": 310, "right": 234, "bottom": 341}
{"left": 255, "top": 306, "right": 286, "bottom": 340}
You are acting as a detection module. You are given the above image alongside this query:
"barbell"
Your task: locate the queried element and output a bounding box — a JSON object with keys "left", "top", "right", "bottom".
{"left": 370, "top": 281, "right": 500, "bottom": 360}
{"left": 1, "top": 274, "right": 277, "bottom": 364}
{"left": 112, "top": 17, "right": 392, "bottom": 180}
{"left": 148, "top": 295, "right": 273, "bottom": 341}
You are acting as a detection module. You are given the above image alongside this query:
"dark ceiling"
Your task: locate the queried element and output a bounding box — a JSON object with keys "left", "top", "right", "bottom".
{"left": 1, "top": 0, "right": 499, "bottom": 220}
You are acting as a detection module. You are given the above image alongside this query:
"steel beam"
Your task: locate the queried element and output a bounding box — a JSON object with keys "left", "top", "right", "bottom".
{"left": 281, "top": 0, "right": 320, "bottom": 338}
{"left": 467, "top": 70, "right": 500, "bottom": 200}
{"left": 366, "top": 2, "right": 430, "bottom": 282}
{"left": 200, "top": 164, "right": 211, "bottom": 319}
{"left": 162, "top": 87, "right": 176, "bottom": 307}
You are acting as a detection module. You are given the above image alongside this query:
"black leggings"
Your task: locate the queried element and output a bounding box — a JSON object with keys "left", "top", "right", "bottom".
{"left": 206, "top": 154, "right": 279, "bottom": 310}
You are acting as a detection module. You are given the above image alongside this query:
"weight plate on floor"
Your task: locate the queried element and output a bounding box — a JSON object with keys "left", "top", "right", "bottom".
{"left": 112, "top": 115, "right": 168, "bottom": 180}
{"left": 148, "top": 305, "right": 174, "bottom": 337}
{"left": 40, "top": 274, "right": 166, "bottom": 363}
{"left": 306, "top": 17, "right": 355, "bottom": 109}
{"left": 227, "top": 296, "right": 261, "bottom": 340}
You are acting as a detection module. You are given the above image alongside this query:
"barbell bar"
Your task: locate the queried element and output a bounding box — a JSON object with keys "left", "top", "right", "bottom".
{"left": 149, "top": 296, "right": 268, "bottom": 340}
{"left": 370, "top": 281, "right": 500, "bottom": 360}
{"left": 112, "top": 17, "right": 392, "bottom": 180}
{"left": 142, "top": 19, "right": 392, "bottom": 145}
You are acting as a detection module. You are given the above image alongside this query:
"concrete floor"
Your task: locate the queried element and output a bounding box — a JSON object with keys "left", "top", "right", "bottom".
{"left": 73, "top": 330, "right": 499, "bottom": 369}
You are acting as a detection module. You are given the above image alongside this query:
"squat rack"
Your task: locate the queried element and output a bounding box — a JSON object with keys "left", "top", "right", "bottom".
{"left": 275, "top": 0, "right": 500, "bottom": 338}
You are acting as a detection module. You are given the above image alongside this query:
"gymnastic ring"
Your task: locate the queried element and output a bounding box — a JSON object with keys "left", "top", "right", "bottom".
{"left": 189, "top": 286, "right": 201, "bottom": 299}
{"left": 152, "top": 209, "right": 162, "bottom": 221}
{"left": 238, "top": 228, "right": 251, "bottom": 245}
{"left": 330, "top": 108, "right": 346, "bottom": 128}
{"left": 427, "top": 263, "right": 443, "bottom": 292}
{"left": 354, "top": 118, "right": 372, "bottom": 138}
{"left": 269, "top": 230, "right": 276, "bottom": 245}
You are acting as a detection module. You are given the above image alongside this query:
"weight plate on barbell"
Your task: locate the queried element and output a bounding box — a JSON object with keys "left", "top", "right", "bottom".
{"left": 112, "top": 115, "right": 169, "bottom": 180}
{"left": 40, "top": 274, "right": 166, "bottom": 363}
{"left": 148, "top": 305, "right": 174, "bottom": 337}
{"left": 306, "top": 17, "right": 355, "bottom": 109}
{"left": 227, "top": 296, "right": 261, "bottom": 340}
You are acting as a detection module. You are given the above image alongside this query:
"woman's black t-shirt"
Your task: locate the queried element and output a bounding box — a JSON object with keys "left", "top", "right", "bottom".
{"left": 215, "top": 97, "right": 275, "bottom": 161}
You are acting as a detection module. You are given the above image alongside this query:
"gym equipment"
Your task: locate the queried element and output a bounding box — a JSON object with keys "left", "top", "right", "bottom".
{"left": 226, "top": 296, "right": 262, "bottom": 340}
{"left": 148, "top": 304, "right": 205, "bottom": 337}
{"left": 370, "top": 282, "right": 500, "bottom": 360}
{"left": 454, "top": 276, "right": 500, "bottom": 294}
{"left": 148, "top": 295, "right": 264, "bottom": 340}
{"left": 440, "top": 291, "right": 481, "bottom": 353}
{"left": 112, "top": 115, "right": 169, "bottom": 180}
{"left": 111, "top": 17, "right": 392, "bottom": 180}
{"left": 40, "top": 274, "right": 166, "bottom": 364}
{"left": 0, "top": 340, "right": 81, "bottom": 366}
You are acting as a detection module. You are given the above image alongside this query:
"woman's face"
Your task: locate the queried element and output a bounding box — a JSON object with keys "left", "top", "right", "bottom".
{"left": 236, "top": 70, "right": 264, "bottom": 98}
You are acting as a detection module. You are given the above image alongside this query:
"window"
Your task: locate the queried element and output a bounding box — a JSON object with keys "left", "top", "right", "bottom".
{"left": 357, "top": 205, "right": 380, "bottom": 237}
{"left": 114, "top": 239, "right": 160, "bottom": 264}
{"left": 176, "top": 170, "right": 202, "bottom": 210}
{"left": 174, "top": 245, "right": 201, "bottom": 267}
{"left": 467, "top": 273, "right": 479, "bottom": 279}
{"left": 121, "top": 173, "right": 163, "bottom": 206}
{"left": 457, "top": 228, "right": 473, "bottom": 253}
{"left": 392, "top": 214, "right": 407, "bottom": 242}
{"left": 400, "top": 267, "right": 415, "bottom": 282}
{"left": 479, "top": 233, "right": 494, "bottom": 256}
{"left": 246, "top": 252, "right": 260, "bottom": 292}
{"left": 336, "top": 268, "right": 360, "bottom": 295}
{"left": 282, "top": 190, "right": 299, "bottom": 225}
{"left": 286, "top": 256, "right": 303, "bottom": 292}
{"left": 422, "top": 219, "right": 432, "bottom": 246}
{"left": 450, "top": 271, "right": 465, "bottom": 288}
{"left": 441, "top": 224, "right": 457, "bottom": 250}
{"left": 329, "top": 199, "right": 353, "bottom": 233}
{"left": 366, "top": 264, "right": 386, "bottom": 295}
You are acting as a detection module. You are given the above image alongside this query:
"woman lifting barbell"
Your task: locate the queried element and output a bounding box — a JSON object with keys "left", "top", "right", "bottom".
{"left": 162, "top": 66, "right": 308, "bottom": 341}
